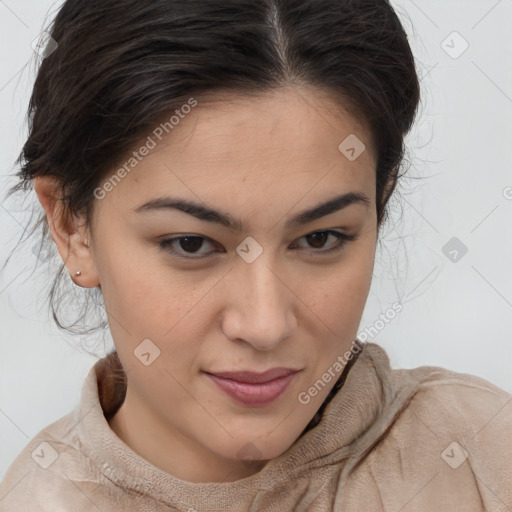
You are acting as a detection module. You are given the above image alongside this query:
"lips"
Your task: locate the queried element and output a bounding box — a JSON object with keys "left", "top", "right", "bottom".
{"left": 204, "top": 367, "right": 300, "bottom": 407}
{"left": 207, "top": 368, "right": 299, "bottom": 384}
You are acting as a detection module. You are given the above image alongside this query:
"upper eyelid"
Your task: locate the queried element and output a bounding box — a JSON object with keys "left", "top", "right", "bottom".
{"left": 160, "top": 229, "right": 347, "bottom": 252}
{"left": 163, "top": 229, "right": 344, "bottom": 244}
{"left": 158, "top": 230, "right": 355, "bottom": 262}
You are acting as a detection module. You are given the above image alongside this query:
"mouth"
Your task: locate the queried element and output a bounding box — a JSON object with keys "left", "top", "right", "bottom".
{"left": 203, "top": 368, "right": 301, "bottom": 407}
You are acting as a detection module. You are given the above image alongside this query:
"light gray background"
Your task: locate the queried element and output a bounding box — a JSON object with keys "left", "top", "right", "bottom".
{"left": 1, "top": 0, "right": 511, "bottom": 482}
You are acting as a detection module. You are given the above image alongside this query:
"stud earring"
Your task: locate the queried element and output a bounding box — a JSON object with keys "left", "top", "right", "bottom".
{"left": 75, "top": 270, "right": 82, "bottom": 276}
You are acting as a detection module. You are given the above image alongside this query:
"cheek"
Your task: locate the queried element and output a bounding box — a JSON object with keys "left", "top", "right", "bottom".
{"left": 96, "top": 242, "right": 214, "bottom": 371}
{"left": 93, "top": 231, "right": 172, "bottom": 325}
{"left": 300, "top": 254, "right": 373, "bottom": 329}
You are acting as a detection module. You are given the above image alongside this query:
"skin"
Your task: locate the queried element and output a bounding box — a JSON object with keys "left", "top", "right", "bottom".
{"left": 34, "top": 85, "right": 383, "bottom": 483}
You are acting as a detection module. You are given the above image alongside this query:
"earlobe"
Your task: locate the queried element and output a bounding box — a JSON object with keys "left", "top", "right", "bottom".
{"left": 67, "top": 228, "right": 100, "bottom": 288}
{"left": 33, "top": 176, "right": 100, "bottom": 288}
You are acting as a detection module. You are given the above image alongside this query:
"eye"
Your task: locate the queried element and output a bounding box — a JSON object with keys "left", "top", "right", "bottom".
{"left": 158, "top": 230, "right": 357, "bottom": 260}
{"left": 290, "top": 230, "right": 358, "bottom": 255}
{"left": 158, "top": 235, "right": 216, "bottom": 259}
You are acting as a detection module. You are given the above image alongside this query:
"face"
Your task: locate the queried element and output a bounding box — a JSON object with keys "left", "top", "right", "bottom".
{"left": 42, "top": 86, "right": 379, "bottom": 482}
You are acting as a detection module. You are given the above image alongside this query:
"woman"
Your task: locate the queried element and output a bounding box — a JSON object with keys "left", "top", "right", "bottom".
{"left": 0, "top": 0, "right": 510, "bottom": 510}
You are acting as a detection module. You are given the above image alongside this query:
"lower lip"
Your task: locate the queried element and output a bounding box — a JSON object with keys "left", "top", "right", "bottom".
{"left": 205, "top": 372, "right": 298, "bottom": 407}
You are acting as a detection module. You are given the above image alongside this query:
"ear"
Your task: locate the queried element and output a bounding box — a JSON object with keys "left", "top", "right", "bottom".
{"left": 33, "top": 176, "right": 100, "bottom": 288}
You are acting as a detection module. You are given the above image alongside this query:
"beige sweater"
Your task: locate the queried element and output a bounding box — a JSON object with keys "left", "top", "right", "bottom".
{"left": 0, "top": 342, "right": 510, "bottom": 511}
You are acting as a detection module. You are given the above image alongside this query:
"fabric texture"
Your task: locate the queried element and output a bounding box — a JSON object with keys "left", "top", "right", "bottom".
{"left": 0, "top": 341, "right": 510, "bottom": 512}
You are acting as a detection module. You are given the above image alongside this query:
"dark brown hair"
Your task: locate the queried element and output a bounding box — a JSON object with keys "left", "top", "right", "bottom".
{"left": 5, "top": 0, "right": 421, "bottom": 344}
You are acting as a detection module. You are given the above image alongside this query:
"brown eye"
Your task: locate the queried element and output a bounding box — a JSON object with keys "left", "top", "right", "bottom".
{"left": 305, "top": 231, "right": 330, "bottom": 249}
{"left": 159, "top": 235, "right": 216, "bottom": 259}
{"left": 292, "top": 230, "right": 357, "bottom": 254}
{"left": 176, "top": 236, "right": 204, "bottom": 253}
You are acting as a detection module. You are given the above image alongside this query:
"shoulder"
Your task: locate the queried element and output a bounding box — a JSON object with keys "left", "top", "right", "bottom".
{"left": 339, "top": 347, "right": 512, "bottom": 510}
{"left": 374, "top": 361, "right": 511, "bottom": 508}
{"left": 0, "top": 411, "right": 110, "bottom": 511}
{"left": 362, "top": 342, "right": 512, "bottom": 432}
{"left": 393, "top": 363, "right": 512, "bottom": 432}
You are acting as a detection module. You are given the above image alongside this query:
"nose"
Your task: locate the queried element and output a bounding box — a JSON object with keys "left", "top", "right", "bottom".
{"left": 221, "top": 256, "right": 297, "bottom": 351}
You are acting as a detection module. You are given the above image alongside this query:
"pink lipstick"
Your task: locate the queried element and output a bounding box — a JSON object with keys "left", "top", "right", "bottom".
{"left": 204, "top": 368, "right": 300, "bottom": 407}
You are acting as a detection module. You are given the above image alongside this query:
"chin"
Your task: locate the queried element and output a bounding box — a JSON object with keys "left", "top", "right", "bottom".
{"left": 226, "top": 432, "right": 298, "bottom": 465}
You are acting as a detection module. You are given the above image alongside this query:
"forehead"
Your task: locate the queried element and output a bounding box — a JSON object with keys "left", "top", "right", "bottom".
{"left": 97, "top": 86, "right": 376, "bottom": 214}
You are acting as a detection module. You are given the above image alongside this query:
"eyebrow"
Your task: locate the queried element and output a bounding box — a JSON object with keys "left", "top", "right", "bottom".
{"left": 133, "top": 191, "right": 371, "bottom": 231}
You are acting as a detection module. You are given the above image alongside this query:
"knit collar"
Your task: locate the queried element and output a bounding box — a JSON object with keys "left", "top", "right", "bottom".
{"left": 74, "top": 342, "right": 407, "bottom": 510}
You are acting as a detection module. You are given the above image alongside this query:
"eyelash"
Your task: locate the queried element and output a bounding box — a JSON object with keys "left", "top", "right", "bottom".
{"left": 158, "top": 230, "right": 358, "bottom": 260}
